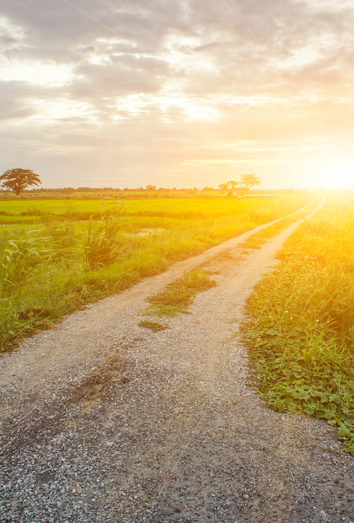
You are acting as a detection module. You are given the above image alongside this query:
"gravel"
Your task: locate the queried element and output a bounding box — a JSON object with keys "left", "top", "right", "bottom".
{"left": 1, "top": 209, "right": 353, "bottom": 523}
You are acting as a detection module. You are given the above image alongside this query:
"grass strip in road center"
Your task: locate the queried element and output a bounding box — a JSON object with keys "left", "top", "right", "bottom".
{"left": 142, "top": 269, "right": 217, "bottom": 318}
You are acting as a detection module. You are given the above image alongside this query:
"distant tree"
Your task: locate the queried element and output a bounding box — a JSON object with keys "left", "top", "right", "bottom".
{"left": 240, "top": 174, "right": 261, "bottom": 195}
{"left": 218, "top": 180, "right": 241, "bottom": 197}
{"left": 63, "top": 187, "right": 74, "bottom": 199}
{"left": 145, "top": 184, "right": 156, "bottom": 191}
{"left": 0, "top": 168, "right": 41, "bottom": 195}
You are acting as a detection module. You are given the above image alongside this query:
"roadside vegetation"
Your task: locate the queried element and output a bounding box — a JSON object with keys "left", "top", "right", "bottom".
{"left": 241, "top": 193, "right": 354, "bottom": 454}
{"left": 0, "top": 193, "right": 313, "bottom": 352}
{"left": 238, "top": 197, "right": 321, "bottom": 250}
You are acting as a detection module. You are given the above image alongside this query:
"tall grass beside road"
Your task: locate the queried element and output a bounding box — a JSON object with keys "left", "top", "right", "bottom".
{"left": 0, "top": 194, "right": 313, "bottom": 352}
{"left": 241, "top": 193, "right": 354, "bottom": 453}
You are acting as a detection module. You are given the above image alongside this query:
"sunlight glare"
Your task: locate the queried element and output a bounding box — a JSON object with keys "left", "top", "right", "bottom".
{"left": 312, "top": 159, "right": 354, "bottom": 189}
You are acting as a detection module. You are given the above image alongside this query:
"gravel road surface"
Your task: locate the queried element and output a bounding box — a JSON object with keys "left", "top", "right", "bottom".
{"left": 1, "top": 201, "right": 353, "bottom": 523}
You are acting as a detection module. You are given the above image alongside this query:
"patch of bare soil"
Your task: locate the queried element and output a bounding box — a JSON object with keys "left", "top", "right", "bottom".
{"left": 1, "top": 200, "right": 353, "bottom": 523}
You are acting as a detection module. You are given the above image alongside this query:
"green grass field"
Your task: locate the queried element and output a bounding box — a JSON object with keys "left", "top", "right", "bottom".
{"left": 241, "top": 193, "right": 354, "bottom": 454}
{"left": 0, "top": 194, "right": 313, "bottom": 352}
{"left": 0, "top": 196, "right": 296, "bottom": 224}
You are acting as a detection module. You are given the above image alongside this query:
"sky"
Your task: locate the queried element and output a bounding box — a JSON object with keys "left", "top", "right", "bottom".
{"left": 1, "top": 0, "right": 354, "bottom": 190}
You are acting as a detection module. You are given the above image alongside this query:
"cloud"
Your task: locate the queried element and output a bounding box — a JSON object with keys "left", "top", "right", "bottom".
{"left": 1, "top": 0, "right": 354, "bottom": 188}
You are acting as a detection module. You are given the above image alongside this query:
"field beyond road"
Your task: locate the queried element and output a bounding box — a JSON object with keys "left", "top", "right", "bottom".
{"left": 0, "top": 195, "right": 309, "bottom": 224}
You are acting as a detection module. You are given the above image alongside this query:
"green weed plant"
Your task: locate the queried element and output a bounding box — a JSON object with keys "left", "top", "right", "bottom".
{"left": 84, "top": 205, "right": 128, "bottom": 270}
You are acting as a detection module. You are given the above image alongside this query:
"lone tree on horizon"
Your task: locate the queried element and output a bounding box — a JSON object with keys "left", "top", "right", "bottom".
{"left": 219, "top": 174, "right": 261, "bottom": 197}
{"left": 218, "top": 180, "right": 241, "bottom": 197}
{"left": 219, "top": 173, "right": 261, "bottom": 198}
{"left": 0, "top": 168, "right": 42, "bottom": 195}
{"left": 240, "top": 173, "right": 261, "bottom": 193}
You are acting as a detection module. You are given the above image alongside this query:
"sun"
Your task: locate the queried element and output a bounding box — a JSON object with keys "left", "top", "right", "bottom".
{"left": 311, "top": 159, "right": 354, "bottom": 190}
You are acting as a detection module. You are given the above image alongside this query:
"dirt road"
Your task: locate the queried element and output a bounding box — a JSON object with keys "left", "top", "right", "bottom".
{"left": 1, "top": 200, "right": 353, "bottom": 522}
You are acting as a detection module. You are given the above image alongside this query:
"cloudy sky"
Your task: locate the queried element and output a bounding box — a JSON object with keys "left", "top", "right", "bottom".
{"left": 1, "top": 0, "right": 354, "bottom": 189}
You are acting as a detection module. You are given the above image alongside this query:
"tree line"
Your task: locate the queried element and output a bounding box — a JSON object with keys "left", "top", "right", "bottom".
{"left": 0, "top": 168, "right": 260, "bottom": 196}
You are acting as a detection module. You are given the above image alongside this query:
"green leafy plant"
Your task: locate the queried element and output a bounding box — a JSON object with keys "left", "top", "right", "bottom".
{"left": 0, "top": 236, "right": 51, "bottom": 293}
